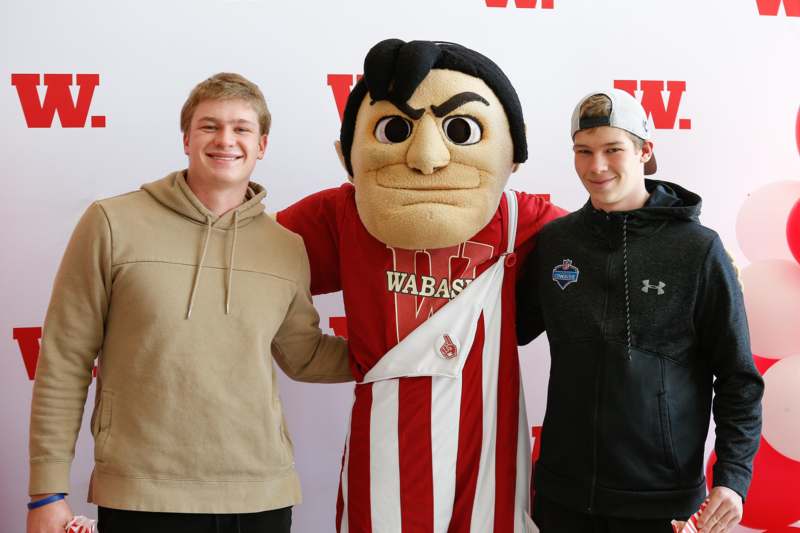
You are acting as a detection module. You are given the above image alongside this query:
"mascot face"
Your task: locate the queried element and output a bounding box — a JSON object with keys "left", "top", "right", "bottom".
{"left": 348, "top": 69, "right": 517, "bottom": 250}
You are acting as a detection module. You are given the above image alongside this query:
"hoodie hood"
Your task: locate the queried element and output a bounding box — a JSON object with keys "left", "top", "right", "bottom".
{"left": 634, "top": 179, "right": 701, "bottom": 222}
{"left": 141, "top": 170, "right": 266, "bottom": 229}
{"left": 581, "top": 179, "right": 702, "bottom": 244}
{"left": 141, "top": 170, "right": 267, "bottom": 318}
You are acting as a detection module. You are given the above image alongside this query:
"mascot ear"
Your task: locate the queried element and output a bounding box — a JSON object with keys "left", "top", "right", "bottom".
{"left": 334, "top": 140, "right": 352, "bottom": 182}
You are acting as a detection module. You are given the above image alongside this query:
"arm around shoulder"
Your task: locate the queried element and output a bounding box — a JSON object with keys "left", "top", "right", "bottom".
{"left": 271, "top": 235, "right": 352, "bottom": 383}
{"left": 516, "top": 239, "right": 546, "bottom": 346}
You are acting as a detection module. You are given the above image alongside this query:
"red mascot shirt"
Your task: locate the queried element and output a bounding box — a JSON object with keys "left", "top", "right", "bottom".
{"left": 278, "top": 183, "right": 564, "bottom": 533}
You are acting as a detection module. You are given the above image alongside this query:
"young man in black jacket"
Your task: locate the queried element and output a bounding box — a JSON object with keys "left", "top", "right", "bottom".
{"left": 517, "top": 89, "right": 764, "bottom": 533}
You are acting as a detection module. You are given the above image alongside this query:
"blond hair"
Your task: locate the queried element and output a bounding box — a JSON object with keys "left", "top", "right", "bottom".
{"left": 579, "top": 94, "right": 644, "bottom": 149}
{"left": 180, "top": 73, "right": 271, "bottom": 136}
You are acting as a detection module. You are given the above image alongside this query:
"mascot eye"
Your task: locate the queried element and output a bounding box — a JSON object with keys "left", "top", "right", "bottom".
{"left": 375, "top": 116, "right": 412, "bottom": 144}
{"left": 443, "top": 116, "right": 482, "bottom": 145}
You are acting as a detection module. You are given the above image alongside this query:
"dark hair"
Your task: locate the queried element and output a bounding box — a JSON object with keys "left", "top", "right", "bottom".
{"left": 340, "top": 39, "right": 527, "bottom": 176}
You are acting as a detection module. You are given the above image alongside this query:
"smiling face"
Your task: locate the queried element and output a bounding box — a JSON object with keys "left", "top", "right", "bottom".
{"left": 183, "top": 98, "right": 267, "bottom": 189}
{"left": 573, "top": 126, "right": 652, "bottom": 212}
{"left": 348, "top": 69, "right": 516, "bottom": 250}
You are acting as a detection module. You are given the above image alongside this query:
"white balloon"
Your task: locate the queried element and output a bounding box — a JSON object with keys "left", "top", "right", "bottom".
{"left": 736, "top": 181, "right": 800, "bottom": 263}
{"left": 741, "top": 260, "right": 800, "bottom": 359}
{"left": 762, "top": 355, "right": 800, "bottom": 462}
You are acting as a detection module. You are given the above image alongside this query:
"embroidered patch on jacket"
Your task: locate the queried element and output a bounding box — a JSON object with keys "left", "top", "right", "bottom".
{"left": 552, "top": 259, "right": 580, "bottom": 290}
{"left": 641, "top": 279, "right": 666, "bottom": 295}
{"left": 437, "top": 334, "right": 459, "bottom": 360}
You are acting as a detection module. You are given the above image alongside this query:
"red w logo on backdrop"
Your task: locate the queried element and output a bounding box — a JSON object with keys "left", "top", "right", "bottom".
{"left": 755, "top": 0, "right": 800, "bottom": 16}
{"left": 614, "top": 80, "right": 692, "bottom": 130}
{"left": 13, "top": 327, "right": 41, "bottom": 380}
{"left": 13, "top": 327, "right": 95, "bottom": 380}
{"left": 327, "top": 74, "right": 362, "bottom": 122}
{"left": 485, "top": 0, "right": 554, "bottom": 8}
{"left": 11, "top": 73, "right": 106, "bottom": 128}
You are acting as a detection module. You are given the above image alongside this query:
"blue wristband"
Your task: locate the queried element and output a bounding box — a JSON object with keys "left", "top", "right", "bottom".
{"left": 27, "top": 493, "right": 66, "bottom": 510}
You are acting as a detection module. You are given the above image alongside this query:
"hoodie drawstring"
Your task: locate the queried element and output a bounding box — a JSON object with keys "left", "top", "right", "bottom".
{"left": 226, "top": 210, "right": 239, "bottom": 315}
{"left": 187, "top": 216, "right": 213, "bottom": 319}
{"left": 622, "top": 214, "right": 632, "bottom": 360}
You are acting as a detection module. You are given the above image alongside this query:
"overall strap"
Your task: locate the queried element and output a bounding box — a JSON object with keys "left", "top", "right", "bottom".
{"left": 504, "top": 190, "right": 518, "bottom": 254}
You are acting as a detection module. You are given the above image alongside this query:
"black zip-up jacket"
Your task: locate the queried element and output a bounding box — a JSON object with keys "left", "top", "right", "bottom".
{"left": 517, "top": 179, "right": 764, "bottom": 519}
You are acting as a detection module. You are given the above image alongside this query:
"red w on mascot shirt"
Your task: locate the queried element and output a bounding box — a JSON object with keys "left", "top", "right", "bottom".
{"left": 278, "top": 184, "right": 562, "bottom": 378}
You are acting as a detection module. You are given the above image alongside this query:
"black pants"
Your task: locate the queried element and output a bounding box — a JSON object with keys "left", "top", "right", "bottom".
{"left": 98, "top": 506, "right": 291, "bottom": 533}
{"left": 533, "top": 496, "right": 674, "bottom": 533}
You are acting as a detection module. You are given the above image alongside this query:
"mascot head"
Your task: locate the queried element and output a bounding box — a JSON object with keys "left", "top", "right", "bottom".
{"left": 336, "top": 39, "right": 527, "bottom": 250}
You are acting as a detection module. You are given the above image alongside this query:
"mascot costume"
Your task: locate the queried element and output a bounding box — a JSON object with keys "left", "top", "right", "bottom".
{"left": 278, "top": 39, "right": 565, "bottom": 532}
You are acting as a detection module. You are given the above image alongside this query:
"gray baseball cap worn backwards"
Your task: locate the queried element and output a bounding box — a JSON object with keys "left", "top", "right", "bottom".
{"left": 570, "top": 88, "right": 657, "bottom": 175}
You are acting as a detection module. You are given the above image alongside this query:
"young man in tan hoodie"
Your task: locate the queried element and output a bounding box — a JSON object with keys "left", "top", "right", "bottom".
{"left": 26, "top": 73, "right": 352, "bottom": 533}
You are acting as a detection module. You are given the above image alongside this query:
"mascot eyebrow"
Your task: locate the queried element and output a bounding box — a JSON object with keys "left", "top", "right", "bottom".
{"left": 430, "top": 92, "right": 490, "bottom": 117}
{"left": 339, "top": 39, "right": 528, "bottom": 176}
{"left": 378, "top": 91, "right": 489, "bottom": 120}
{"left": 372, "top": 91, "right": 490, "bottom": 120}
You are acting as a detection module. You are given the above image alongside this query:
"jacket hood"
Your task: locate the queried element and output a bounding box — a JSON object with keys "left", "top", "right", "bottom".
{"left": 581, "top": 179, "right": 702, "bottom": 244}
{"left": 582, "top": 179, "right": 701, "bottom": 223}
{"left": 634, "top": 179, "right": 701, "bottom": 222}
{"left": 141, "top": 170, "right": 266, "bottom": 229}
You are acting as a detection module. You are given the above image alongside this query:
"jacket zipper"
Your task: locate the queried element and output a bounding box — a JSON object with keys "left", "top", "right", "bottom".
{"left": 589, "top": 247, "right": 614, "bottom": 512}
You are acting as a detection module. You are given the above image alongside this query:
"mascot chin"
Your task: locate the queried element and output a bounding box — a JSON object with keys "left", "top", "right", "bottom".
{"left": 278, "top": 39, "right": 564, "bottom": 532}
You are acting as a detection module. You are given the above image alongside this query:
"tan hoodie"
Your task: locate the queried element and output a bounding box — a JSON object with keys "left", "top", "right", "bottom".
{"left": 29, "top": 171, "right": 351, "bottom": 513}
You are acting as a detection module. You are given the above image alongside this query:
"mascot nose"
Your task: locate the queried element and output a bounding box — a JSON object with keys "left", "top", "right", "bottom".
{"left": 406, "top": 114, "right": 450, "bottom": 175}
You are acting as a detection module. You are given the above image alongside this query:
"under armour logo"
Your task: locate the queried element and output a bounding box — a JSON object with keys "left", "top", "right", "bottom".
{"left": 641, "top": 279, "right": 666, "bottom": 295}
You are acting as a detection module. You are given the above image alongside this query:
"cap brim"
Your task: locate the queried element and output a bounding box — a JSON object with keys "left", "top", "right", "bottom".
{"left": 644, "top": 154, "right": 657, "bottom": 175}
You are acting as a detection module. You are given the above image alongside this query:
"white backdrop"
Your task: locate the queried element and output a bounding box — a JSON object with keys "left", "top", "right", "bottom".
{"left": 2, "top": 1, "right": 799, "bottom": 531}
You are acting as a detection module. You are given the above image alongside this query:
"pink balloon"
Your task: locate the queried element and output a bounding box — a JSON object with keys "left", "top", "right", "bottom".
{"left": 788, "top": 199, "right": 800, "bottom": 265}
{"left": 707, "top": 437, "right": 800, "bottom": 529}
{"left": 762, "top": 355, "right": 800, "bottom": 461}
{"left": 741, "top": 260, "right": 800, "bottom": 358}
{"left": 736, "top": 181, "right": 800, "bottom": 263}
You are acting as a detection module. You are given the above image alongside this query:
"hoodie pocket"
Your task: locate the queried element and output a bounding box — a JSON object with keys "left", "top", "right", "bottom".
{"left": 264, "top": 395, "right": 294, "bottom": 469}
{"left": 92, "top": 390, "right": 113, "bottom": 463}
{"left": 598, "top": 345, "right": 681, "bottom": 489}
{"left": 658, "top": 389, "right": 681, "bottom": 477}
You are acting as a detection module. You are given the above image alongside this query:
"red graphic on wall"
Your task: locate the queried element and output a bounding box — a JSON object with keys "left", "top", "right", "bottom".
{"left": 755, "top": 0, "right": 800, "bottom": 16}
{"left": 11, "top": 73, "right": 106, "bottom": 128}
{"left": 13, "top": 326, "right": 97, "bottom": 380}
{"left": 614, "top": 80, "right": 692, "bottom": 130}
{"left": 327, "top": 74, "right": 362, "bottom": 122}
{"left": 485, "top": 0, "right": 554, "bottom": 8}
{"left": 13, "top": 327, "right": 42, "bottom": 380}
